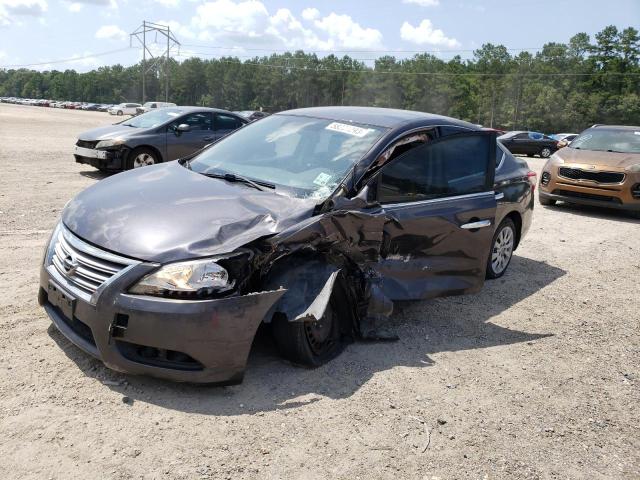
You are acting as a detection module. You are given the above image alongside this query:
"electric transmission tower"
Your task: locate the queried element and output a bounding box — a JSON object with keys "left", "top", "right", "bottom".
{"left": 130, "top": 21, "right": 180, "bottom": 103}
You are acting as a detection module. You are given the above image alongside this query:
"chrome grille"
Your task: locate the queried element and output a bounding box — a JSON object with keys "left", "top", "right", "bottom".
{"left": 50, "top": 227, "right": 135, "bottom": 295}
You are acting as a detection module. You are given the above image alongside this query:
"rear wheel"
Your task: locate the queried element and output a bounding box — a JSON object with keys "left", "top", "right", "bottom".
{"left": 486, "top": 218, "right": 516, "bottom": 279}
{"left": 272, "top": 280, "right": 351, "bottom": 367}
{"left": 540, "top": 147, "right": 552, "bottom": 158}
{"left": 126, "top": 147, "right": 159, "bottom": 170}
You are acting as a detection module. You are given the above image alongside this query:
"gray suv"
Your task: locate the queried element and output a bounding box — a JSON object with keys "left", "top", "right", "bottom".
{"left": 73, "top": 107, "right": 247, "bottom": 171}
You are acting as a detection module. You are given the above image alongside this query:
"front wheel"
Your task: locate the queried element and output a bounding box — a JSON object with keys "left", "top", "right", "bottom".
{"left": 117, "top": 110, "right": 123, "bottom": 116}
{"left": 539, "top": 194, "right": 556, "bottom": 206}
{"left": 126, "top": 147, "right": 159, "bottom": 170}
{"left": 540, "top": 147, "right": 552, "bottom": 158}
{"left": 272, "top": 280, "right": 351, "bottom": 367}
{"left": 486, "top": 218, "right": 516, "bottom": 279}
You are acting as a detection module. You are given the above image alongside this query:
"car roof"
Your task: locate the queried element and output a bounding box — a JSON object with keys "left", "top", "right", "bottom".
{"left": 170, "top": 106, "right": 245, "bottom": 116}
{"left": 590, "top": 124, "right": 640, "bottom": 130}
{"left": 278, "top": 106, "right": 478, "bottom": 129}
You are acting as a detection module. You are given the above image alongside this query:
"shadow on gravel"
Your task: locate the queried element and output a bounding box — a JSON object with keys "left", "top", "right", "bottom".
{"left": 49, "top": 255, "right": 565, "bottom": 415}
{"left": 540, "top": 202, "right": 640, "bottom": 224}
{"left": 79, "top": 170, "right": 115, "bottom": 180}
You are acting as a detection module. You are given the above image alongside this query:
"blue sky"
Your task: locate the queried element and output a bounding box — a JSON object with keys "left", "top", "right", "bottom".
{"left": 0, "top": 0, "right": 638, "bottom": 71}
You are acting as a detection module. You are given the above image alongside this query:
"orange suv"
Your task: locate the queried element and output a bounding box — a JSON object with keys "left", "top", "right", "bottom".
{"left": 538, "top": 125, "right": 640, "bottom": 219}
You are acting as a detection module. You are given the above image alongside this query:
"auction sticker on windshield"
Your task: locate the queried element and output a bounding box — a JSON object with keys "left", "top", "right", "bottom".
{"left": 313, "top": 172, "right": 332, "bottom": 186}
{"left": 325, "top": 122, "right": 373, "bottom": 137}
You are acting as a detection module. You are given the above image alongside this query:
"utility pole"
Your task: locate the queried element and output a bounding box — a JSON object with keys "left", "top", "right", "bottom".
{"left": 130, "top": 21, "right": 180, "bottom": 103}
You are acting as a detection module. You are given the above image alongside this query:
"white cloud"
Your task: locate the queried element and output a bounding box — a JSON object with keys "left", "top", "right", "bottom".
{"left": 62, "top": 0, "right": 118, "bottom": 13}
{"left": 400, "top": 19, "right": 460, "bottom": 47}
{"left": 95, "top": 24, "right": 127, "bottom": 41}
{"left": 0, "top": 0, "right": 47, "bottom": 25}
{"left": 190, "top": 0, "right": 383, "bottom": 51}
{"left": 403, "top": 0, "right": 439, "bottom": 6}
{"left": 314, "top": 13, "right": 383, "bottom": 49}
{"left": 301, "top": 7, "right": 319, "bottom": 21}
{"left": 152, "top": 0, "right": 180, "bottom": 7}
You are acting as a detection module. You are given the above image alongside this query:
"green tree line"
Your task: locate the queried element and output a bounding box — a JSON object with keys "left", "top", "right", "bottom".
{"left": 1, "top": 25, "right": 638, "bottom": 133}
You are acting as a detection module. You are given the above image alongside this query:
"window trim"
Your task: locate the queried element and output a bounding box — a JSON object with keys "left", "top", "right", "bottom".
{"left": 382, "top": 190, "right": 494, "bottom": 209}
{"left": 373, "top": 130, "right": 497, "bottom": 206}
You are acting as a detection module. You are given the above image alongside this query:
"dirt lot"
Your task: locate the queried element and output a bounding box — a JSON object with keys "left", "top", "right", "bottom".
{"left": 0, "top": 103, "right": 638, "bottom": 480}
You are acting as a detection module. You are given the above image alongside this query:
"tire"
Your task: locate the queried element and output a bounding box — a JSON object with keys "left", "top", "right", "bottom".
{"left": 486, "top": 218, "right": 516, "bottom": 279}
{"left": 540, "top": 147, "right": 552, "bottom": 158}
{"left": 117, "top": 110, "right": 123, "bottom": 116}
{"left": 272, "top": 278, "right": 351, "bottom": 367}
{"left": 629, "top": 210, "right": 640, "bottom": 220}
{"left": 539, "top": 194, "right": 556, "bottom": 206}
{"left": 126, "top": 147, "right": 159, "bottom": 170}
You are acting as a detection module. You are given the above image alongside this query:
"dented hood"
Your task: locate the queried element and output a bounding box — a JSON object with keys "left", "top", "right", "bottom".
{"left": 62, "top": 162, "right": 317, "bottom": 263}
{"left": 77, "top": 124, "right": 142, "bottom": 141}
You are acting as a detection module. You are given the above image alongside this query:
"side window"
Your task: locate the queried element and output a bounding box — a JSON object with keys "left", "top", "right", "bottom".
{"left": 514, "top": 133, "right": 529, "bottom": 140}
{"left": 377, "top": 134, "right": 492, "bottom": 204}
{"left": 178, "top": 112, "right": 214, "bottom": 131}
{"left": 150, "top": 103, "right": 157, "bottom": 109}
{"left": 496, "top": 142, "right": 506, "bottom": 169}
{"left": 215, "top": 114, "right": 242, "bottom": 131}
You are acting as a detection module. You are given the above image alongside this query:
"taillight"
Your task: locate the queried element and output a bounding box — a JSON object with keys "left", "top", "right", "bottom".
{"left": 527, "top": 171, "right": 537, "bottom": 193}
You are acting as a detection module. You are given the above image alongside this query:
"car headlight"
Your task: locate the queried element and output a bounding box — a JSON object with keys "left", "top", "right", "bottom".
{"left": 95, "top": 138, "right": 125, "bottom": 149}
{"left": 626, "top": 164, "right": 640, "bottom": 173}
{"left": 129, "top": 259, "right": 234, "bottom": 297}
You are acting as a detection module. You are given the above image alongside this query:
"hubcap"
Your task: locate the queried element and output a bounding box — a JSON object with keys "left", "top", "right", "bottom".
{"left": 492, "top": 226, "right": 514, "bottom": 274}
{"left": 541, "top": 148, "right": 551, "bottom": 157}
{"left": 133, "top": 153, "right": 155, "bottom": 168}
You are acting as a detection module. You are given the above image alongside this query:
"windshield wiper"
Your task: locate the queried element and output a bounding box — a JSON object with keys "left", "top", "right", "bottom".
{"left": 201, "top": 172, "right": 275, "bottom": 191}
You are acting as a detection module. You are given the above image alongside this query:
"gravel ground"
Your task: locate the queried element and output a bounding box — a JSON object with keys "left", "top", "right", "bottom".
{"left": 0, "top": 103, "right": 638, "bottom": 480}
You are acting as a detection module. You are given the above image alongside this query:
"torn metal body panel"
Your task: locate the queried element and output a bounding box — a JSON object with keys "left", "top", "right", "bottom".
{"left": 40, "top": 107, "right": 535, "bottom": 383}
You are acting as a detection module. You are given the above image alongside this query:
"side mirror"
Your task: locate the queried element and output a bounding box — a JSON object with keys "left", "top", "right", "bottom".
{"left": 176, "top": 124, "right": 190, "bottom": 135}
{"left": 330, "top": 183, "right": 380, "bottom": 210}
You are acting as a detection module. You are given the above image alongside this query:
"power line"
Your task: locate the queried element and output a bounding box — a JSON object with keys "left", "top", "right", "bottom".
{"left": 180, "top": 43, "right": 556, "bottom": 54}
{"left": 0, "top": 47, "right": 133, "bottom": 69}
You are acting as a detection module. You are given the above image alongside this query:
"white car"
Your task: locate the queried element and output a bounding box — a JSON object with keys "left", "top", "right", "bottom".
{"left": 108, "top": 103, "right": 142, "bottom": 116}
{"left": 136, "top": 101, "right": 177, "bottom": 115}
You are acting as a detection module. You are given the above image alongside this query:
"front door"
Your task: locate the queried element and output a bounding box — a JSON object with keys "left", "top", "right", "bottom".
{"left": 369, "top": 131, "right": 498, "bottom": 301}
{"left": 166, "top": 112, "right": 216, "bottom": 160}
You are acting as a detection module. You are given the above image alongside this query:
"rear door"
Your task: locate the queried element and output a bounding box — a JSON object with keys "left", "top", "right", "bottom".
{"left": 213, "top": 113, "right": 245, "bottom": 141}
{"left": 370, "top": 131, "right": 498, "bottom": 300}
{"left": 165, "top": 111, "right": 216, "bottom": 160}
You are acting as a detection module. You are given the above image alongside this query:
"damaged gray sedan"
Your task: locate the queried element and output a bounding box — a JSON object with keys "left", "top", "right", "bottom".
{"left": 39, "top": 107, "right": 534, "bottom": 384}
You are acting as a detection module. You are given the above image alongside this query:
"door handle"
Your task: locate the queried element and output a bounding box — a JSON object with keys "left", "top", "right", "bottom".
{"left": 203, "top": 136, "right": 214, "bottom": 141}
{"left": 461, "top": 219, "right": 492, "bottom": 230}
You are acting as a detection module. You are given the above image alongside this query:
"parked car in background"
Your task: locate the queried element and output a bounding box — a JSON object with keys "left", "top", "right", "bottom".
{"left": 44, "top": 106, "right": 535, "bottom": 384}
{"left": 108, "top": 103, "right": 142, "bottom": 116}
{"left": 539, "top": 125, "right": 640, "bottom": 218}
{"left": 74, "top": 106, "right": 247, "bottom": 171}
{"left": 552, "top": 133, "right": 579, "bottom": 148}
{"left": 136, "top": 101, "right": 177, "bottom": 115}
{"left": 234, "top": 110, "right": 270, "bottom": 122}
{"left": 498, "top": 131, "right": 559, "bottom": 158}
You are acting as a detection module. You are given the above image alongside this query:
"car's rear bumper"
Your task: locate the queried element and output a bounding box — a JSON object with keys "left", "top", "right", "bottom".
{"left": 39, "top": 261, "right": 285, "bottom": 384}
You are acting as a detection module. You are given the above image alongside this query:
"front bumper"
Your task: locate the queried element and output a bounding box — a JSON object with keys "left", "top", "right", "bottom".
{"left": 539, "top": 164, "right": 640, "bottom": 213}
{"left": 39, "top": 260, "right": 285, "bottom": 384}
{"left": 73, "top": 145, "right": 126, "bottom": 170}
